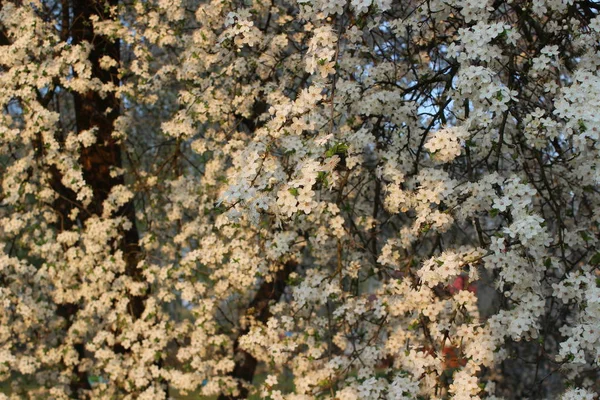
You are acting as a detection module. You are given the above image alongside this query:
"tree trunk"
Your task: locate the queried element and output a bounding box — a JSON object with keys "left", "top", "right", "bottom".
{"left": 219, "top": 261, "right": 296, "bottom": 400}
{"left": 69, "top": 0, "right": 146, "bottom": 319}
{"left": 50, "top": 0, "right": 145, "bottom": 396}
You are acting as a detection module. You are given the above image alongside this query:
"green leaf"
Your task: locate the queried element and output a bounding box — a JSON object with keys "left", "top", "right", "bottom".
{"left": 580, "top": 231, "right": 593, "bottom": 242}
{"left": 325, "top": 143, "right": 349, "bottom": 158}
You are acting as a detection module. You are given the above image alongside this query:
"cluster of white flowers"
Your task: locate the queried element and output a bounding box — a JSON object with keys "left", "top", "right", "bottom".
{"left": 305, "top": 26, "right": 338, "bottom": 78}
{"left": 424, "top": 127, "right": 466, "bottom": 163}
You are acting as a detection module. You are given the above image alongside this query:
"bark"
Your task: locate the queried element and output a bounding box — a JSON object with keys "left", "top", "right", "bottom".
{"left": 218, "top": 260, "right": 297, "bottom": 400}
{"left": 70, "top": 0, "right": 146, "bottom": 318}
{"left": 48, "top": 0, "right": 145, "bottom": 396}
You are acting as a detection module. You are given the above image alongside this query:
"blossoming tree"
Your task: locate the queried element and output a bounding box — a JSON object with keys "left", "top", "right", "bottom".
{"left": 1, "top": 0, "right": 599, "bottom": 398}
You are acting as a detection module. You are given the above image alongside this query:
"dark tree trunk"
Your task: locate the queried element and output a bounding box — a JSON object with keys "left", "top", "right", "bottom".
{"left": 69, "top": 0, "right": 146, "bottom": 319}
{"left": 218, "top": 261, "right": 296, "bottom": 400}
{"left": 48, "top": 0, "right": 145, "bottom": 397}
